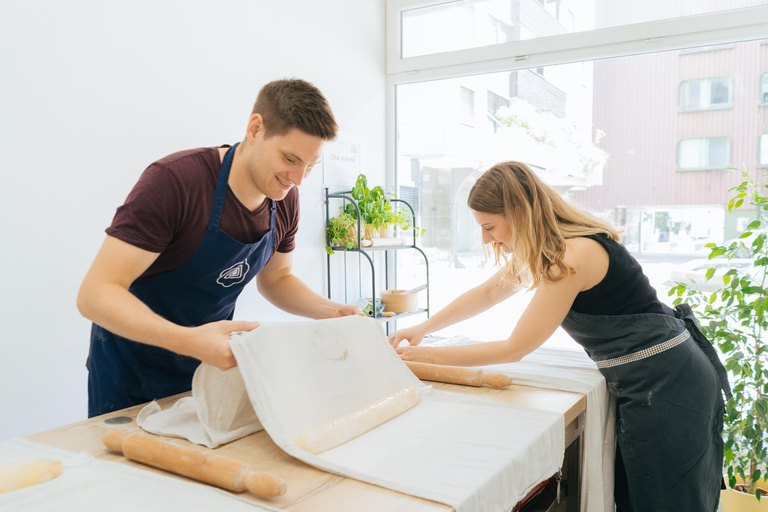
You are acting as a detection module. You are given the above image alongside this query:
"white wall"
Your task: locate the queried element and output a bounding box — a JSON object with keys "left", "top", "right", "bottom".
{"left": 0, "top": 0, "right": 386, "bottom": 441}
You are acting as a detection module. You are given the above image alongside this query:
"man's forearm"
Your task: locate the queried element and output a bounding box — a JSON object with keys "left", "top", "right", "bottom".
{"left": 77, "top": 282, "right": 191, "bottom": 352}
{"left": 257, "top": 274, "right": 345, "bottom": 319}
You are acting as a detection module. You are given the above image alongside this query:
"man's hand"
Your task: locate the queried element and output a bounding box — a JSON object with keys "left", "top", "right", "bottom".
{"left": 335, "top": 304, "right": 365, "bottom": 317}
{"left": 183, "top": 320, "right": 259, "bottom": 371}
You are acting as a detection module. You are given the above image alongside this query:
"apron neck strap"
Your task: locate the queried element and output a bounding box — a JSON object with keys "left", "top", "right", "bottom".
{"left": 209, "top": 143, "right": 238, "bottom": 229}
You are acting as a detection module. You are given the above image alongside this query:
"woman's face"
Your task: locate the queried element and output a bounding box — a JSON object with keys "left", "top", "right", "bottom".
{"left": 471, "top": 210, "right": 513, "bottom": 252}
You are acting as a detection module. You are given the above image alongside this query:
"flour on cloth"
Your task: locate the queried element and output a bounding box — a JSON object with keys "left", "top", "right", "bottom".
{"left": 139, "top": 316, "right": 565, "bottom": 512}
{"left": 0, "top": 438, "right": 279, "bottom": 511}
{"left": 138, "top": 364, "right": 262, "bottom": 448}
{"left": 429, "top": 335, "right": 615, "bottom": 512}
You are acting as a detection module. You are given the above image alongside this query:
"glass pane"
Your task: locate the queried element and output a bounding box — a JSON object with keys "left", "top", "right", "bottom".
{"left": 710, "top": 77, "right": 731, "bottom": 105}
{"left": 760, "top": 134, "right": 768, "bottom": 165}
{"left": 708, "top": 137, "right": 730, "bottom": 167}
{"left": 680, "top": 81, "right": 701, "bottom": 110}
{"left": 396, "top": 40, "right": 765, "bottom": 344}
{"left": 401, "top": 0, "right": 768, "bottom": 58}
{"left": 678, "top": 139, "right": 701, "bottom": 169}
{"left": 762, "top": 73, "right": 768, "bottom": 103}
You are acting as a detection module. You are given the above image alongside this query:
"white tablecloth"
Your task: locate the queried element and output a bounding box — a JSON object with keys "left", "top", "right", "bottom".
{"left": 139, "top": 317, "right": 565, "bottom": 512}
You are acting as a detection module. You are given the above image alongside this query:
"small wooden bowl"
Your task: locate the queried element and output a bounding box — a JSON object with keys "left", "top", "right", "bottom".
{"left": 380, "top": 290, "right": 419, "bottom": 313}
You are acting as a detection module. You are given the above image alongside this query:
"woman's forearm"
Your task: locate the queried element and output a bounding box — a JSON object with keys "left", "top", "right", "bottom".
{"left": 417, "top": 272, "right": 519, "bottom": 335}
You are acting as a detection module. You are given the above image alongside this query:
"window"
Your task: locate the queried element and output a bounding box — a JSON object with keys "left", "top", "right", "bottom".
{"left": 679, "top": 77, "right": 732, "bottom": 110}
{"left": 678, "top": 137, "right": 731, "bottom": 169}
{"left": 760, "top": 134, "right": 768, "bottom": 166}
{"left": 762, "top": 72, "right": 768, "bottom": 103}
{"left": 487, "top": 91, "right": 509, "bottom": 131}
{"left": 460, "top": 87, "right": 475, "bottom": 126}
{"left": 396, "top": 0, "right": 767, "bottom": 60}
{"left": 389, "top": 1, "right": 768, "bottom": 344}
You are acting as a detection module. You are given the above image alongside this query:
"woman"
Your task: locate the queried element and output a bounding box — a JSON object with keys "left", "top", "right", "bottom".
{"left": 389, "top": 162, "right": 730, "bottom": 512}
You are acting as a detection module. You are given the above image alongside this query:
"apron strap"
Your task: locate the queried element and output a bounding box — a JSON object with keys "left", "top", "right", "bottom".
{"left": 675, "top": 303, "right": 733, "bottom": 400}
{"left": 209, "top": 143, "right": 238, "bottom": 229}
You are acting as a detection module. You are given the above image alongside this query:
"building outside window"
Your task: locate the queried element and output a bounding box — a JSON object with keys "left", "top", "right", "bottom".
{"left": 487, "top": 90, "right": 510, "bottom": 132}
{"left": 389, "top": 0, "right": 768, "bottom": 343}
{"left": 678, "top": 137, "right": 731, "bottom": 170}
{"left": 460, "top": 86, "right": 476, "bottom": 126}
{"left": 762, "top": 72, "right": 768, "bottom": 103}
{"left": 679, "top": 77, "right": 732, "bottom": 110}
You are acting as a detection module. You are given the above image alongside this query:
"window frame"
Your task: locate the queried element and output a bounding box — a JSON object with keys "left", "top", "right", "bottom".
{"left": 677, "top": 136, "right": 732, "bottom": 171}
{"left": 761, "top": 72, "right": 768, "bottom": 104}
{"left": 386, "top": 1, "right": 768, "bottom": 78}
{"left": 679, "top": 76, "right": 733, "bottom": 111}
{"left": 760, "top": 134, "right": 768, "bottom": 167}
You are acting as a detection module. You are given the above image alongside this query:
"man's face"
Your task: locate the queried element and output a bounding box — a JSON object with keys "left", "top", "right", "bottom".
{"left": 247, "top": 126, "right": 324, "bottom": 201}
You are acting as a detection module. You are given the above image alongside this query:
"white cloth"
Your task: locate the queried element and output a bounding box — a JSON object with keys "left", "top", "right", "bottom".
{"left": 138, "top": 365, "right": 262, "bottom": 448}
{"left": 0, "top": 438, "right": 279, "bottom": 512}
{"left": 429, "top": 336, "right": 615, "bottom": 512}
{"left": 139, "top": 316, "right": 565, "bottom": 512}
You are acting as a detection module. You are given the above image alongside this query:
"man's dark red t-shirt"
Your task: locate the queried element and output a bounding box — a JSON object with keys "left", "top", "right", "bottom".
{"left": 106, "top": 145, "right": 299, "bottom": 283}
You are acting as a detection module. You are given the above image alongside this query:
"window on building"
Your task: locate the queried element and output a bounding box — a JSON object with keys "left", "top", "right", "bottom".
{"left": 678, "top": 137, "right": 731, "bottom": 169}
{"left": 679, "top": 77, "right": 732, "bottom": 110}
{"left": 487, "top": 91, "right": 509, "bottom": 131}
{"left": 460, "top": 87, "right": 475, "bottom": 126}
{"left": 762, "top": 72, "right": 768, "bottom": 103}
{"left": 760, "top": 134, "right": 768, "bottom": 166}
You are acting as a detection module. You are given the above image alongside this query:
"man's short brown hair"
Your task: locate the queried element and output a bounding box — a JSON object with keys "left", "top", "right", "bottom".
{"left": 252, "top": 79, "right": 337, "bottom": 141}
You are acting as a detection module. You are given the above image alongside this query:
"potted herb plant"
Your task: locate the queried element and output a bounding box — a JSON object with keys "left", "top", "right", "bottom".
{"left": 326, "top": 174, "right": 422, "bottom": 254}
{"left": 669, "top": 170, "right": 768, "bottom": 510}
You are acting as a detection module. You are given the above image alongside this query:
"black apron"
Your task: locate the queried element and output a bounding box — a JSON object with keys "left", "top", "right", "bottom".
{"left": 561, "top": 303, "right": 730, "bottom": 512}
{"left": 87, "top": 144, "right": 277, "bottom": 417}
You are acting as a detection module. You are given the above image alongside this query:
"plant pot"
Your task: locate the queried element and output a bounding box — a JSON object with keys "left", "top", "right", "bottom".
{"left": 380, "top": 289, "right": 419, "bottom": 313}
{"left": 722, "top": 478, "right": 768, "bottom": 511}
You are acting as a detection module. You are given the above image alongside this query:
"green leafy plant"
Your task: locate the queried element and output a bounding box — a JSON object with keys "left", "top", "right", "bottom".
{"left": 668, "top": 170, "right": 768, "bottom": 500}
{"left": 326, "top": 174, "right": 423, "bottom": 254}
{"left": 325, "top": 213, "right": 358, "bottom": 255}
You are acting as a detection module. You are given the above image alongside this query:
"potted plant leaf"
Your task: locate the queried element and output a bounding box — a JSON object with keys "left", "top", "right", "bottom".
{"left": 326, "top": 174, "right": 423, "bottom": 254}
{"left": 668, "top": 170, "right": 768, "bottom": 510}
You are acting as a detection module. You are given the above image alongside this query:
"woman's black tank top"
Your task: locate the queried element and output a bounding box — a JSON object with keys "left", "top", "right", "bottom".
{"left": 569, "top": 234, "right": 668, "bottom": 316}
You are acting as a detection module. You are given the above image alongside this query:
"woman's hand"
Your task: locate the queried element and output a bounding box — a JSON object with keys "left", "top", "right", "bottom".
{"left": 387, "top": 324, "right": 428, "bottom": 348}
{"left": 395, "top": 344, "right": 439, "bottom": 364}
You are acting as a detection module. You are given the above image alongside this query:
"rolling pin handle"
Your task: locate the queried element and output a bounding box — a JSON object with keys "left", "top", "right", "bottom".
{"left": 243, "top": 469, "right": 287, "bottom": 497}
{"left": 480, "top": 372, "right": 513, "bottom": 388}
{"left": 102, "top": 431, "right": 129, "bottom": 453}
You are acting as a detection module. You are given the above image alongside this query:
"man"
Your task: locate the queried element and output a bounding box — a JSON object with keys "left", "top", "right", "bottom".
{"left": 78, "top": 79, "right": 362, "bottom": 417}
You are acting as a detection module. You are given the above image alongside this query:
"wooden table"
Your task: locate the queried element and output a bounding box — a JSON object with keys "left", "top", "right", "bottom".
{"left": 26, "top": 382, "right": 586, "bottom": 512}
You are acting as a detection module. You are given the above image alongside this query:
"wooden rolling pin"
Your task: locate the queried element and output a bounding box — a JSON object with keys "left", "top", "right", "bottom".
{"left": 103, "top": 431, "right": 286, "bottom": 498}
{"left": 0, "top": 458, "right": 62, "bottom": 494}
{"left": 405, "top": 361, "right": 513, "bottom": 388}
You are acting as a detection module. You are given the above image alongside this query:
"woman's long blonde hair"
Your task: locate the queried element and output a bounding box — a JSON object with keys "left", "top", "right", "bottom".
{"left": 467, "top": 161, "right": 620, "bottom": 289}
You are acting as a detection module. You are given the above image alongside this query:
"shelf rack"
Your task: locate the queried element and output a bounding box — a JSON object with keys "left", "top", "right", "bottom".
{"left": 325, "top": 188, "right": 429, "bottom": 332}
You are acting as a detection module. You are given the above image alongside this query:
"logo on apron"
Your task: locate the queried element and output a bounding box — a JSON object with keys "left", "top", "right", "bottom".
{"left": 217, "top": 259, "right": 250, "bottom": 287}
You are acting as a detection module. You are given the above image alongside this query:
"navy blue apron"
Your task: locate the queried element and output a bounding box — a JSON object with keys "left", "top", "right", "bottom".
{"left": 561, "top": 304, "right": 729, "bottom": 512}
{"left": 88, "top": 144, "right": 276, "bottom": 417}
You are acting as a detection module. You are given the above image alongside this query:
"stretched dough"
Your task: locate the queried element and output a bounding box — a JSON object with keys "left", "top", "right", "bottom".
{"left": 0, "top": 458, "right": 62, "bottom": 494}
{"left": 294, "top": 387, "right": 420, "bottom": 454}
